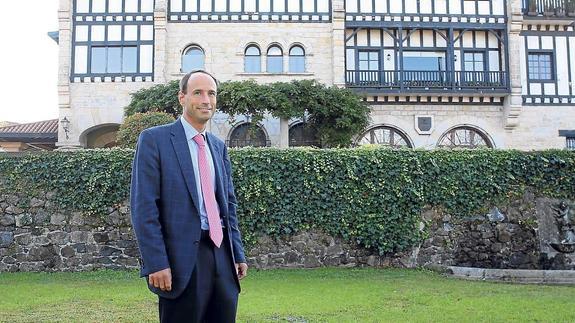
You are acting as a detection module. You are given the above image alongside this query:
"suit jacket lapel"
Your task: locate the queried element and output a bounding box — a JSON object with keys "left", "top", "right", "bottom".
{"left": 170, "top": 120, "right": 202, "bottom": 214}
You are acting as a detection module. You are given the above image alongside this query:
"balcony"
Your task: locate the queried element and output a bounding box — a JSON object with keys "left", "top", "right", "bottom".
{"left": 345, "top": 70, "right": 509, "bottom": 94}
{"left": 522, "top": 0, "right": 575, "bottom": 18}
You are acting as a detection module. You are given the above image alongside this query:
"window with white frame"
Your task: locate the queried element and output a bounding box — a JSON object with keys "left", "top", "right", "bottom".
{"left": 182, "top": 45, "right": 205, "bottom": 72}
{"left": 528, "top": 52, "right": 554, "bottom": 81}
{"left": 267, "top": 45, "right": 283, "bottom": 73}
{"left": 289, "top": 45, "right": 305, "bottom": 73}
{"left": 244, "top": 45, "right": 261, "bottom": 73}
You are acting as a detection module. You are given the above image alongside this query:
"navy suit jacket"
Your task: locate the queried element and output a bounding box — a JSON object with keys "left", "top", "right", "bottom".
{"left": 130, "top": 119, "right": 246, "bottom": 299}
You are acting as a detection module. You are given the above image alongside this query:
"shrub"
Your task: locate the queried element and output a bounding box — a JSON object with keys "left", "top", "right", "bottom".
{"left": 117, "top": 112, "right": 175, "bottom": 149}
{"left": 1, "top": 149, "right": 573, "bottom": 254}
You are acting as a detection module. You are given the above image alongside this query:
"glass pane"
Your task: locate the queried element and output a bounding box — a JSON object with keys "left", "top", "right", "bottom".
{"left": 107, "top": 47, "right": 122, "bottom": 73}
{"left": 259, "top": 0, "right": 271, "bottom": 12}
{"left": 124, "top": 25, "right": 138, "bottom": 41}
{"left": 317, "top": 0, "right": 329, "bottom": 12}
{"left": 185, "top": 0, "right": 197, "bottom": 11}
{"left": 141, "top": 0, "right": 154, "bottom": 12}
{"left": 464, "top": 52, "right": 473, "bottom": 61}
{"left": 369, "top": 52, "right": 378, "bottom": 60}
{"left": 403, "top": 57, "right": 440, "bottom": 71}
{"left": 267, "top": 46, "right": 282, "bottom": 56}
{"left": 289, "top": 46, "right": 304, "bottom": 56}
{"left": 74, "top": 45, "right": 88, "bottom": 74}
{"left": 464, "top": 62, "right": 473, "bottom": 71}
{"left": 109, "top": 0, "right": 123, "bottom": 13}
{"left": 245, "top": 57, "right": 261, "bottom": 72}
{"left": 289, "top": 57, "right": 305, "bottom": 72}
{"left": 246, "top": 46, "right": 260, "bottom": 56}
{"left": 76, "top": 0, "right": 90, "bottom": 13}
{"left": 75, "top": 26, "right": 89, "bottom": 42}
{"left": 267, "top": 56, "right": 283, "bottom": 73}
{"left": 245, "top": 0, "right": 257, "bottom": 12}
{"left": 140, "top": 25, "right": 154, "bottom": 41}
{"left": 108, "top": 25, "right": 122, "bottom": 41}
{"left": 359, "top": 61, "right": 368, "bottom": 70}
{"left": 200, "top": 0, "right": 212, "bottom": 12}
{"left": 140, "top": 45, "right": 153, "bottom": 73}
{"left": 91, "top": 47, "right": 107, "bottom": 73}
{"left": 273, "top": 0, "right": 285, "bottom": 12}
{"left": 123, "top": 47, "right": 138, "bottom": 73}
{"left": 92, "top": 0, "right": 106, "bottom": 13}
{"left": 288, "top": 0, "right": 299, "bottom": 12}
{"left": 359, "top": 52, "right": 368, "bottom": 60}
{"left": 125, "top": 0, "right": 139, "bottom": 13}
{"left": 215, "top": 0, "right": 227, "bottom": 11}
{"left": 91, "top": 25, "right": 105, "bottom": 41}
{"left": 182, "top": 48, "right": 205, "bottom": 72}
{"left": 475, "top": 62, "right": 484, "bottom": 71}
{"left": 369, "top": 61, "right": 379, "bottom": 70}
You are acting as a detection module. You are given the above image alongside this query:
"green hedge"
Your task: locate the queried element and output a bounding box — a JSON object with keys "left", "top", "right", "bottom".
{"left": 1, "top": 149, "right": 574, "bottom": 254}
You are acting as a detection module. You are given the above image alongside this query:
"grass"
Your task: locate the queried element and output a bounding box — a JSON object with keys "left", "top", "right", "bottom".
{"left": 0, "top": 268, "right": 574, "bottom": 322}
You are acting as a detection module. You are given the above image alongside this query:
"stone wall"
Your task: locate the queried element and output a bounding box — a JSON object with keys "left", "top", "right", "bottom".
{"left": 1, "top": 191, "right": 573, "bottom": 272}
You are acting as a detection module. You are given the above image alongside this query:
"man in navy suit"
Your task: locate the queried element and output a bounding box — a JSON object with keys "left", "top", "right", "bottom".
{"left": 131, "top": 70, "right": 248, "bottom": 322}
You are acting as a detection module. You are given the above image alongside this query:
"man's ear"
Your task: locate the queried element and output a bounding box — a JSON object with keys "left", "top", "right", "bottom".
{"left": 178, "top": 91, "right": 185, "bottom": 105}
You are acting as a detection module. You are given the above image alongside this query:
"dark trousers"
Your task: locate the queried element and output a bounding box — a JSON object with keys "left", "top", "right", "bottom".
{"left": 159, "top": 231, "right": 239, "bottom": 323}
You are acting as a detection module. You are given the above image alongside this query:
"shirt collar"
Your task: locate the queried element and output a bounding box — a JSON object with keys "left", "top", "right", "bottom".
{"left": 180, "top": 116, "right": 207, "bottom": 141}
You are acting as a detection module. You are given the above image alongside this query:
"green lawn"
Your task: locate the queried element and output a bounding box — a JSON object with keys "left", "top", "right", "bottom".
{"left": 0, "top": 268, "right": 573, "bottom": 322}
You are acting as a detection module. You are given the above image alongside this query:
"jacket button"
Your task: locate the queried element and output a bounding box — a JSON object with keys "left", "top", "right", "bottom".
{"left": 194, "top": 240, "right": 199, "bottom": 244}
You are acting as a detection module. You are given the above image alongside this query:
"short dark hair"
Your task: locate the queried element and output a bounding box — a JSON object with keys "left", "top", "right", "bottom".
{"left": 179, "top": 70, "right": 219, "bottom": 94}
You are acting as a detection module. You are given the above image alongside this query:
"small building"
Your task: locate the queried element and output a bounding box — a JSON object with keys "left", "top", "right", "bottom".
{"left": 0, "top": 120, "right": 58, "bottom": 152}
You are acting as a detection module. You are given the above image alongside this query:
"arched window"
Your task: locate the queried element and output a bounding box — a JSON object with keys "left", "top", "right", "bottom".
{"left": 289, "top": 122, "right": 320, "bottom": 147}
{"left": 267, "top": 45, "right": 283, "bottom": 73}
{"left": 357, "top": 126, "right": 412, "bottom": 148}
{"left": 227, "top": 123, "right": 269, "bottom": 148}
{"left": 437, "top": 126, "right": 493, "bottom": 149}
{"left": 182, "top": 45, "right": 205, "bottom": 72}
{"left": 289, "top": 45, "right": 305, "bottom": 73}
{"left": 244, "top": 45, "right": 261, "bottom": 73}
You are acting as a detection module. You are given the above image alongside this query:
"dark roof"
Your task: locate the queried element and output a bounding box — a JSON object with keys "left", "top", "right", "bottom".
{"left": 0, "top": 119, "right": 58, "bottom": 142}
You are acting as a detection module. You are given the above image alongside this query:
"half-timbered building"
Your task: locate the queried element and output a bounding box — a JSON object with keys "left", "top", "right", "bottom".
{"left": 54, "top": 0, "right": 575, "bottom": 150}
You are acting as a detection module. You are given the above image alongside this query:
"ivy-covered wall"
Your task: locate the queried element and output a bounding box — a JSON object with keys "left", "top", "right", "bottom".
{"left": 1, "top": 149, "right": 574, "bottom": 256}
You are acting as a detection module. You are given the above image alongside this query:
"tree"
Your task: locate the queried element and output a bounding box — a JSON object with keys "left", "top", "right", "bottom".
{"left": 124, "top": 79, "right": 371, "bottom": 147}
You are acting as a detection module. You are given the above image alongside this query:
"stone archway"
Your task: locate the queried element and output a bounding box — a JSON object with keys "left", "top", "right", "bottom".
{"left": 79, "top": 124, "right": 120, "bottom": 148}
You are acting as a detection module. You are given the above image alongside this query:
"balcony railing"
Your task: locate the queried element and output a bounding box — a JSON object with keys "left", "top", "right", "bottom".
{"left": 523, "top": 0, "right": 575, "bottom": 17}
{"left": 345, "top": 70, "right": 508, "bottom": 93}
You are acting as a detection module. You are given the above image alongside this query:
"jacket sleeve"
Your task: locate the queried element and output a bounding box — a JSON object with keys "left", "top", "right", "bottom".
{"left": 130, "top": 129, "right": 170, "bottom": 276}
{"left": 223, "top": 145, "right": 247, "bottom": 263}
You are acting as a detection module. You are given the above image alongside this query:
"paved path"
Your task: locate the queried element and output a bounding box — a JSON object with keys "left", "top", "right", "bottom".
{"left": 445, "top": 266, "right": 575, "bottom": 285}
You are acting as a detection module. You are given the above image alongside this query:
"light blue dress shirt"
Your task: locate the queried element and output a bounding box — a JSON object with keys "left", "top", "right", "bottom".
{"left": 180, "top": 117, "right": 219, "bottom": 230}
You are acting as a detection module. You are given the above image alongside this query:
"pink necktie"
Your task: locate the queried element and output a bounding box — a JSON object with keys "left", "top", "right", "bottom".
{"left": 193, "top": 134, "right": 223, "bottom": 248}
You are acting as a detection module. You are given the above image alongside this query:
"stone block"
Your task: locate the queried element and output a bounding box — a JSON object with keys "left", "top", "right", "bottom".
{"left": 48, "top": 231, "right": 70, "bottom": 245}
{"left": 30, "top": 198, "right": 45, "bottom": 208}
{"left": 61, "top": 246, "right": 76, "bottom": 258}
{"left": 93, "top": 232, "right": 109, "bottom": 243}
{"left": 0, "top": 215, "right": 15, "bottom": 226}
{"left": 50, "top": 214, "right": 67, "bottom": 225}
{"left": 15, "top": 214, "right": 33, "bottom": 227}
{"left": 5, "top": 206, "right": 24, "bottom": 215}
{"left": 0, "top": 231, "right": 14, "bottom": 247}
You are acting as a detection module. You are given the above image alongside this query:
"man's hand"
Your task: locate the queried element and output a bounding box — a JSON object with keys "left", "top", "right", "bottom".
{"left": 149, "top": 268, "right": 172, "bottom": 291}
{"left": 236, "top": 263, "right": 248, "bottom": 280}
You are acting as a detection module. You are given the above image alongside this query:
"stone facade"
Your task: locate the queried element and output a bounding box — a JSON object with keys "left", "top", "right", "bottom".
{"left": 55, "top": 0, "right": 575, "bottom": 150}
{"left": 1, "top": 191, "right": 573, "bottom": 272}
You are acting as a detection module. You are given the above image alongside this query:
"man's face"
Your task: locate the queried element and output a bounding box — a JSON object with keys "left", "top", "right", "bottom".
{"left": 178, "top": 73, "right": 217, "bottom": 130}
